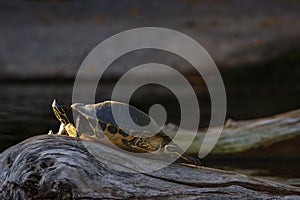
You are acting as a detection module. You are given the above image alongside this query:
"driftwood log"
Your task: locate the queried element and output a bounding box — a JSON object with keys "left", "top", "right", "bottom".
{"left": 1, "top": 135, "right": 300, "bottom": 199}
{"left": 167, "top": 109, "right": 300, "bottom": 159}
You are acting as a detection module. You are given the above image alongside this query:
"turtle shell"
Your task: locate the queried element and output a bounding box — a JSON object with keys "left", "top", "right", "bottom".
{"left": 69, "top": 101, "right": 201, "bottom": 166}
{"left": 71, "top": 101, "right": 160, "bottom": 138}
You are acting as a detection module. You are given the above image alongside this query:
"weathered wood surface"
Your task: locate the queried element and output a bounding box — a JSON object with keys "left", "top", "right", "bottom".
{"left": 166, "top": 109, "right": 300, "bottom": 159}
{"left": 1, "top": 135, "right": 300, "bottom": 199}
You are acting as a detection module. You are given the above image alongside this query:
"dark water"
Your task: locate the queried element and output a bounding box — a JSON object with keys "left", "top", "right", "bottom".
{"left": 0, "top": 82, "right": 73, "bottom": 151}
{"left": 1, "top": 81, "right": 299, "bottom": 151}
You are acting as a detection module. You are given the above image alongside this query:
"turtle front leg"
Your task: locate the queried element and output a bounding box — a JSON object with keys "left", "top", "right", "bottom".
{"left": 57, "top": 123, "right": 66, "bottom": 135}
{"left": 48, "top": 123, "right": 66, "bottom": 135}
{"left": 49, "top": 123, "right": 76, "bottom": 138}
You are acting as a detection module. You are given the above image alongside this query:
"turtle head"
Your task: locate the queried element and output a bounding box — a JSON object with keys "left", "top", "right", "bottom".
{"left": 52, "top": 99, "right": 71, "bottom": 125}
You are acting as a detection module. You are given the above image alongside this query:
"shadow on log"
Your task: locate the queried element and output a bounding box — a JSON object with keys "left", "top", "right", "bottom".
{"left": 1, "top": 135, "right": 300, "bottom": 199}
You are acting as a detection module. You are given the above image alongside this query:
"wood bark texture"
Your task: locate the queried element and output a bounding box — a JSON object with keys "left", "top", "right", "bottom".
{"left": 1, "top": 135, "right": 300, "bottom": 199}
{"left": 166, "top": 109, "right": 300, "bottom": 159}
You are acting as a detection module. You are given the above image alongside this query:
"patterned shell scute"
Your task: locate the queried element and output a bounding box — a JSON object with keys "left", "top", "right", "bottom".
{"left": 94, "top": 101, "right": 159, "bottom": 133}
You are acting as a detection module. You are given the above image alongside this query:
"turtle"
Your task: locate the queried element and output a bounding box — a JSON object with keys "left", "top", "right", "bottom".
{"left": 50, "top": 99, "right": 201, "bottom": 166}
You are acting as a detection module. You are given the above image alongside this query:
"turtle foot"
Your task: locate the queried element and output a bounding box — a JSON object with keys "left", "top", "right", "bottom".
{"left": 188, "top": 156, "right": 202, "bottom": 167}
{"left": 178, "top": 153, "right": 202, "bottom": 167}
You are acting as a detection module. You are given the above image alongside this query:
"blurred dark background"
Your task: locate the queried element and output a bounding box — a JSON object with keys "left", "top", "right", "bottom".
{"left": 0, "top": 0, "right": 299, "bottom": 184}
